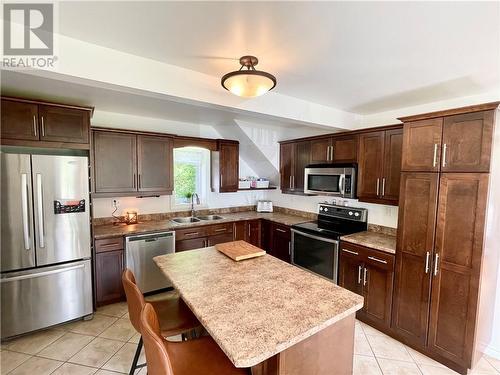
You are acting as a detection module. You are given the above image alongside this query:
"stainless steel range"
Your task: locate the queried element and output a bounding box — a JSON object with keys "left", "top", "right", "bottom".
{"left": 291, "top": 204, "right": 367, "bottom": 283}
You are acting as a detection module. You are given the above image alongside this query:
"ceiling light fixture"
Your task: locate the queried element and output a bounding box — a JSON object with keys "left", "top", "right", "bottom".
{"left": 221, "top": 55, "right": 276, "bottom": 98}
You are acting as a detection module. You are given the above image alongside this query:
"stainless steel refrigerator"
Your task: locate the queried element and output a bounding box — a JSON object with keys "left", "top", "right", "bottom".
{"left": 1, "top": 153, "right": 92, "bottom": 339}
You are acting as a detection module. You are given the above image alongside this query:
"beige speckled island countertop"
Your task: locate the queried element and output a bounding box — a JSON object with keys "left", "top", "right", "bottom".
{"left": 93, "top": 210, "right": 312, "bottom": 239}
{"left": 340, "top": 230, "right": 397, "bottom": 254}
{"left": 154, "top": 247, "right": 364, "bottom": 370}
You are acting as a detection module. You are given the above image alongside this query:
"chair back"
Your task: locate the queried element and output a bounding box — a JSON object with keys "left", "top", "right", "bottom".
{"left": 140, "top": 303, "right": 174, "bottom": 375}
{"left": 122, "top": 268, "right": 146, "bottom": 333}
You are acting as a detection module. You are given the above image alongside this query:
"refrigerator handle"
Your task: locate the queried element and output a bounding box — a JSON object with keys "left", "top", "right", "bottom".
{"left": 36, "top": 173, "right": 45, "bottom": 248}
{"left": 0, "top": 264, "right": 85, "bottom": 283}
{"left": 21, "top": 174, "right": 30, "bottom": 250}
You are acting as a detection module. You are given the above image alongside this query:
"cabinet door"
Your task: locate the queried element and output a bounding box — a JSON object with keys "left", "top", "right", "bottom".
{"left": 427, "top": 173, "right": 488, "bottom": 366}
{"left": 441, "top": 111, "right": 494, "bottom": 172}
{"left": 246, "top": 220, "right": 261, "bottom": 247}
{"left": 362, "top": 257, "right": 394, "bottom": 327}
{"left": 261, "top": 220, "right": 272, "bottom": 252}
{"left": 93, "top": 131, "right": 137, "bottom": 193}
{"left": 1, "top": 99, "right": 39, "bottom": 141}
{"left": 233, "top": 221, "right": 246, "bottom": 241}
{"left": 137, "top": 135, "right": 173, "bottom": 193}
{"left": 381, "top": 128, "right": 403, "bottom": 204}
{"left": 176, "top": 237, "right": 207, "bottom": 252}
{"left": 310, "top": 138, "right": 332, "bottom": 164}
{"left": 38, "top": 105, "right": 90, "bottom": 144}
{"left": 332, "top": 135, "right": 358, "bottom": 163}
{"left": 95, "top": 250, "right": 125, "bottom": 306}
{"left": 219, "top": 142, "right": 239, "bottom": 192}
{"left": 358, "top": 131, "right": 385, "bottom": 201}
{"left": 338, "top": 247, "right": 363, "bottom": 296}
{"left": 294, "top": 141, "right": 310, "bottom": 192}
{"left": 401, "top": 118, "right": 443, "bottom": 172}
{"left": 271, "top": 224, "right": 291, "bottom": 263}
{"left": 280, "top": 143, "right": 295, "bottom": 192}
{"left": 208, "top": 232, "right": 234, "bottom": 247}
{"left": 392, "top": 173, "right": 438, "bottom": 347}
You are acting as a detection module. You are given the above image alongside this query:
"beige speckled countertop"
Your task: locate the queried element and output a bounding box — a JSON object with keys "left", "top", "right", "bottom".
{"left": 340, "top": 231, "right": 397, "bottom": 254}
{"left": 93, "top": 211, "right": 311, "bottom": 239}
{"left": 154, "top": 247, "right": 363, "bottom": 368}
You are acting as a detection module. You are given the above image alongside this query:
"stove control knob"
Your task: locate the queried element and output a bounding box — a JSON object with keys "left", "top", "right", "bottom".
{"left": 348, "top": 211, "right": 353, "bottom": 216}
{"left": 354, "top": 212, "right": 360, "bottom": 217}
{"left": 320, "top": 207, "right": 323, "bottom": 211}
{"left": 324, "top": 208, "right": 328, "bottom": 212}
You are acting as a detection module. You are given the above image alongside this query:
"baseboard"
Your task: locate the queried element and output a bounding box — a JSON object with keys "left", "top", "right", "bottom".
{"left": 484, "top": 344, "right": 500, "bottom": 360}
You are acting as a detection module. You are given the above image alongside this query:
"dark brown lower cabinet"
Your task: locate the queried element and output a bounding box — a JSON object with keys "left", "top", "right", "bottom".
{"left": 95, "top": 249, "right": 125, "bottom": 307}
{"left": 339, "top": 241, "right": 394, "bottom": 330}
{"left": 207, "top": 232, "right": 234, "bottom": 246}
{"left": 175, "top": 222, "right": 234, "bottom": 252}
{"left": 270, "top": 223, "right": 291, "bottom": 263}
{"left": 233, "top": 220, "right": 261, "bottom": 247}
{"left": 175, "top": 237, "right": 206, "bottom": 252}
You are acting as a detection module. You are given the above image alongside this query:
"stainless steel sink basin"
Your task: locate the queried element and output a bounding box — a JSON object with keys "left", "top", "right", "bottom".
{"left": 196, "top": 215, "right": 224, "bottom": 221}
{"left": 171, "top": 217, "right": 201, "bottom": 224}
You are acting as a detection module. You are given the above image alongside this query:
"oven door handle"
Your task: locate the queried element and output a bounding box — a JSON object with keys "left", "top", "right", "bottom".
{"left": 291, "top": 229, "right": 339, "bottom": 244}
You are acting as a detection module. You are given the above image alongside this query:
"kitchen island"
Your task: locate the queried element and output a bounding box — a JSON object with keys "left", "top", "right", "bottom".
{"left": 154, "top": 246, "right": 363, "bottom": 374}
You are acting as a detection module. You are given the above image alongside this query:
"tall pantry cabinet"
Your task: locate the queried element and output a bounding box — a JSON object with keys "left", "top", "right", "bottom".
{"left": 392, "top": 103, "right": 499, "bottom": 374}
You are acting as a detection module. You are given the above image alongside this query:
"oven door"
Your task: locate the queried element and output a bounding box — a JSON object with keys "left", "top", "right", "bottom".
{"left": 304, "top": 167, "right": 344, "bottom": 196}
{"left": 291, "top": 229, "right": 339, "bottom": 283}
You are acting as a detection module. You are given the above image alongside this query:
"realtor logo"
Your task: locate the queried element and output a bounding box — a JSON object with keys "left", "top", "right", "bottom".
{"left": 4, "top": 3, "right": 53, "bottom": 55}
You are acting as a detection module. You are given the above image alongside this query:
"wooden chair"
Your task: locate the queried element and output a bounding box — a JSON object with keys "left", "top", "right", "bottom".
{"left": 140, "top": 302, "right": 248, "bottom": 375}
{"left": 122, "top": 269, "right": 200, "bottom": 375}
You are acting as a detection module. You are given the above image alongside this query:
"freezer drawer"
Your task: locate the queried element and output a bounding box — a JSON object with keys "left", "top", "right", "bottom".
{"left": 1, "top": 260, "right": 92, "bottom": 339}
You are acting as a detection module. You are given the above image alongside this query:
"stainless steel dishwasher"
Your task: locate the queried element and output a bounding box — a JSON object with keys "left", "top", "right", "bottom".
{"left": 125, "top": 231, "right": 175, "bottom": 293}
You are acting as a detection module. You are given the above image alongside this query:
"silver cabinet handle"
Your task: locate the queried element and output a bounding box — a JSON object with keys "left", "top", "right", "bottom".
{"left": 138, "top": 174, "right": 141, "bottom": 189}
{"left": 36, "top": 173, "right": 45, "bottom": 248}
{"left": 367, "top": 256, "right": 387, "bottom": 264}
{"left": 288, "top": 241, "right": 291, "bottom": 256}
{"left": 33, "top": 115, "right": 37, "bottom": 137}
{"left": 331, "top": 146, "right": 334, "bottom": 161}
{"left": 214, "top": 228, "right": 226, "bottom": 232}
{"left": 1, "top": 264, "right": 85, "bottom": 283}
{"left": 433, "top": 144, "right": 438, "bottom": 167}
{"left": 326, "top": 146, "right": 330, "bottom": 161}
{"left": 376, "top": 178, "right": 380, "bottom": 196}
{"left": 21, "top": 174, "right": 30, "bottom": 250}
{"left": 276, "top": 228, "right": 286, "bottom": 233}
{"left": 434, "top": 254, "right": 440, "bottom": 276}
{"left": 133, "top": 173, "right": 136, "bottom": 189}
{"left": 381, "top": 178, "right": 386, "bottom": 197}
{"left": 342, "top": 249, "right": 358, "bottom": 256}
{"left": 425, "top": 251, "right": 430, "bottom": 273}
{"left": 289, "top": 175, "right": 292, "bottom": 189}
{"left": 41, "top": 116, "right": 45, "bottom": 136}
{"left": 442, "top": 144, "right": 447, "bottom": 167}
{"left": 363, "top": 267, "right": 368, "bottom": 286}
{"left": 358, "top": 265, "right": 362, "bottom": 284}
{"left": 184, "top": 232, "right": 199, "bottom": 237}
{"left": 220, "top": 174, "right": 223, "bottom": 188}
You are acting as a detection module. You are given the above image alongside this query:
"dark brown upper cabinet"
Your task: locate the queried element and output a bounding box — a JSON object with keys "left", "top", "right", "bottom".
{"left": 357, "top": 127, "right": 402, "bottom": 205}
{"left": 310, "top": 135, "right": 357, "bottom": 164}
{"left": 1, "top": 97, "right": 92, "bottom": 148}
{"left": 280, "top": 140, "right": 310, "bottom": 194}
{"left": 1, "top": 99, "right": 39, "bottom": 141}
{"left": 137, "top": 135, "right": 173, "bottom": 193}
{"left": 400, "top": 108, "right": 495, "bottom": 173}
{"left": 38, "top": 105, "right": 89, "bottom": 144}
{"left": 218, "top": 140, "right": 239, "bottom": 193}
{"left": 401, "top": 118, "right": 443, "bottom": 172}
{"left": 93, "top": 130, "right": 173, "bottom": 196}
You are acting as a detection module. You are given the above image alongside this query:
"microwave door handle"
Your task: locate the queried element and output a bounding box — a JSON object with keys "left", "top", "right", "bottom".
{"left": 339, "top": 175, "right": 345, "bottom": 195}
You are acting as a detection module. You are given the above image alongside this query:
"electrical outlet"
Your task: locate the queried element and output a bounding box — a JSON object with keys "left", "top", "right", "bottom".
{"left": 112, "top": 199, "right": 120, "bottom": 208}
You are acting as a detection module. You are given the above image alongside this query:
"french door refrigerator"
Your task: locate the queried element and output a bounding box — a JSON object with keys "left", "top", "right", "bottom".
{"left": 1, "top": 153, "right": 92, "bottom": 339}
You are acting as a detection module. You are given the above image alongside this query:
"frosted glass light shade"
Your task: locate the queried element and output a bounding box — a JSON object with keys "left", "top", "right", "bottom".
{"left": 221, "top": 70, "right": 276, "bottom": 98}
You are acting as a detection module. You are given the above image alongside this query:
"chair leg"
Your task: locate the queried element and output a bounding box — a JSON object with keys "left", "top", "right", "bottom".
{"left": 129, "top": 337, "right": 143, "bottom": 375}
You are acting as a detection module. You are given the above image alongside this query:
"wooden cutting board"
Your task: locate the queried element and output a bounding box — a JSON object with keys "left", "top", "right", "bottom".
{"left": 216, "top": 240, "right": 266, "bottom": 261}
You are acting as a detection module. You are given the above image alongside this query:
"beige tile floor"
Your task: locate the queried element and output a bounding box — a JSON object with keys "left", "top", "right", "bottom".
{"left": 1, "top": 301, "right": 500, "bottom": 375}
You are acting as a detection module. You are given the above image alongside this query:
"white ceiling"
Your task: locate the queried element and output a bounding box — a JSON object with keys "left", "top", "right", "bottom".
{"left": 57, "top": 1, "right": 500, "bottom": 114}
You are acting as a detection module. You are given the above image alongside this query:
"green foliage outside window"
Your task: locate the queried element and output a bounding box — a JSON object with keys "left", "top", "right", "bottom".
{"left": 174, "top": 162, "right": 196, "bottom": 203}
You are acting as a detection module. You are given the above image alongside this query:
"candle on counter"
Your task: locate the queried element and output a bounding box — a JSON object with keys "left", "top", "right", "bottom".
{"left": 125, "top": 211, "right": 138, "bottom": 225}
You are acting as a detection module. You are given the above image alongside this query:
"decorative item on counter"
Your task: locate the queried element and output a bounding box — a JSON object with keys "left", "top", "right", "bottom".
{"left": 257, "top": 200, "right": 273, "bottom": 213}
{"left": 125, "top": 211, "right": 138, "bottom": 225}
{"left": 238, "top": 178, "right": 251, "bottom": 189}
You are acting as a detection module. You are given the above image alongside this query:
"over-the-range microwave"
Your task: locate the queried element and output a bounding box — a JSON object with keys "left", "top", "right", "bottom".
{"left": 304, "top": 163, "right": 357, "bottom": 198}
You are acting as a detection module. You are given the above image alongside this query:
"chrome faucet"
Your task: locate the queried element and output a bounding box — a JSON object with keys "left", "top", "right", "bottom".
{"left": 190, "top": 193, "right": 200, "bottom": 218}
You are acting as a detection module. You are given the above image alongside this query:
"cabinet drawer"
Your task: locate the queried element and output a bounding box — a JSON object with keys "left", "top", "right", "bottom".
{"left": 95, "top": 237, "right": 124, "bottom": 253}
{"left": 207, "top": 223, "right": 234, "bottom": 236}
{"left": 175, "top": 227, "right": 208, "bottom": 241}
{"left": 340, "top": 241, "right": 394, "bottom": 270}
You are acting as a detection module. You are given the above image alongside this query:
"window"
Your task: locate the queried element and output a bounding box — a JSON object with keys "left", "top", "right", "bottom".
{"left": 173, "top": 147, "right": 210, "bottom": 206}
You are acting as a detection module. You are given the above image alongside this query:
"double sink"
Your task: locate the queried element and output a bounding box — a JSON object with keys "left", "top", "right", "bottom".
{"left": 171, "top": 215, "right": 224, "bottom": 224}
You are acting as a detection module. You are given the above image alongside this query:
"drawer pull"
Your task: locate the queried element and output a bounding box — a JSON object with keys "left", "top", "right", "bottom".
{"left": 358, "top": 265, "right": 362, "bottom": 284}
{"left": 214, "top": 228, "right": 226, "bottom": 232}
{"left": 342, "top": 249, "right": 358, "bottom": 256}
{"left": 276, "top": 228, "right": 286, "bottom": 233}
{"left": 184, "top": 232, "right": 199, "bottom": 237}
{"left": 367, "top": 256, "right": 388, "bottom": 264}
{"left": 363, "top": 267, "right": 368, "bottom": 286}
